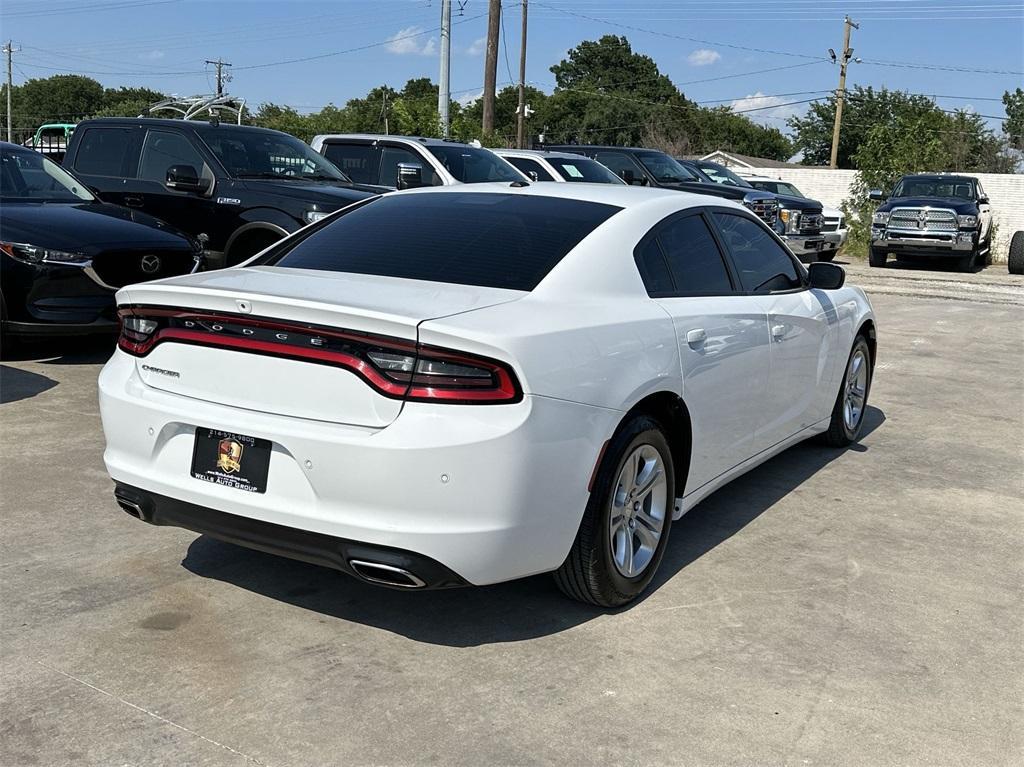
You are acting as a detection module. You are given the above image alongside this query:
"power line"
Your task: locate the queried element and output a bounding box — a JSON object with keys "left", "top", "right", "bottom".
{"left": 1, "top": 0, "right": 180, "bottom": 19}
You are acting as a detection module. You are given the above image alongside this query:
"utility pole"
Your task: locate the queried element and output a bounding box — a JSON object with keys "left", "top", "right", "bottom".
{"left": 829, "top": 16, "right": 859, "bottom": 169}
{"left": 515, "top": 0, "right": 529, "bottom": 148}
{"left": 438, "top": 0, "right": 452, "bottom": 139}
{"left": 4, "top": 40, "right": 17, "bottom": 144}
{"left": 482, "top": 0, "right": 501, "bottom": 135}
{"left": 205, "top": 58, "right": 232, "bottom": 97}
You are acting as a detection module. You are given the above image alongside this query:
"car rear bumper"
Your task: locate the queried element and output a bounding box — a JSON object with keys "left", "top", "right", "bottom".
{"left": 98, "top": 350, "right": 618, "bottom": 586}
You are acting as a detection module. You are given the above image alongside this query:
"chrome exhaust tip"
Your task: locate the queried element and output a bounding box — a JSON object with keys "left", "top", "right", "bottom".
{"left": 117, "top": 499, "right": 144, "bottom": 519}
{"left": 349, "top": 560, "right": 426, "bottom": 589}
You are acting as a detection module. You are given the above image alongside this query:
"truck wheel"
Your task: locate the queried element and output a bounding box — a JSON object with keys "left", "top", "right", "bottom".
{"left": 1009, "top": 231, "right": 1024, "bottom": 275}
{"left": 554, "top": 415, "right": 675, "bottom": 607}
{"left": 818, "top": 250, "right": 836, "bottom": 262}
{"left": 957, "top": 251, "right": 977, "bottom": 273}
{"left": 869, "top": 247, "right": 887, "bottom": 267}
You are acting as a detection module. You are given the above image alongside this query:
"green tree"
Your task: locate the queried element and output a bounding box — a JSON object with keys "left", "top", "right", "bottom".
{"left": 1003, "top": 87, "right": 1024, "bottom": 149}
{"left": 462, "top": 85, "right": 548, "bottom": 145}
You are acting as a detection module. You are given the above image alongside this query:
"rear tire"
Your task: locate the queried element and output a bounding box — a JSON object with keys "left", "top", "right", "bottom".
{"left": 819, "top": 335, "right": 873, "bottom": 447}
{"left": 1008, "top": 231, "right": 1024, "bottom": 275}
{"left": 554, "top": 415, "right": 675, "bottom": 607}
{"left": 868, "top": 247, "right": 887, "bottom": 267}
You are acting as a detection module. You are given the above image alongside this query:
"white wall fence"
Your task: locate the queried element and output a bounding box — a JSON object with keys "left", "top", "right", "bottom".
{"left": 743, "top": 168, "right": 1024, "bottom": 263}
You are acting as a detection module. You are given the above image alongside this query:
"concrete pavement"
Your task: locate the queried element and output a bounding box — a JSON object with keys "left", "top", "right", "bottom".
{"left": 1, "top": 267, "right": 1022, "bottom": 766}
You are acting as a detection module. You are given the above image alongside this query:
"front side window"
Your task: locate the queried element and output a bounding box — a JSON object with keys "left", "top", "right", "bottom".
{"left": 593, "top": 152, "right": 643, "bottom": 184}
{"left": 696, "top": 162, "right": 752, "bottom": 188}
{"left": 426, "top": 145, "right": 524, "bottom": 184}
{"left": 266, "top": 193, "right": 620, "bottom": 291}
{"left": 505, "top": 156, "right": 555, "bottom": 182}
{"left": 139, "top": 130, "right": 206, "bottom": 182}
{"left": 635, "top": 152, "right": 698, "bottom": 183}
{"left": 322, "top": 143, "right": 380, "bottom": 184}
{"left": 713, "top": 212, "right": 802, "bottom": 294}
{"left": 380, "top": 145, "right": 439, "bottom": 187}
{"left": 0, "top": 148, "right": 94, "bottom": 202}
{"left": 199, "top": 128, "right": 350, "bottom": 182}
{"left": 73, "top": 127, "right": 137, "bottom": 177}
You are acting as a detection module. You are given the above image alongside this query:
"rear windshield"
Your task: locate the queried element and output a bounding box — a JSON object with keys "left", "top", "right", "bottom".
{"left": 266, "top": 192, "right": 620, "bottom": 291}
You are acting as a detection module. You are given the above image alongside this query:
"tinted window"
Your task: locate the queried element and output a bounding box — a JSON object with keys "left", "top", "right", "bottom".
{"left": 548, "top": 157, "right": 623, "bottom": 184}
{"left": 713, "top": 213, "right": 801, "bottom": 294}
{"left": 658, "top": 215, "right": 733, "bottom": 295}
{"left": 593, "top": 151, "right": 642, "bottom": 184}
{"left": 198, "top": 127, "right": 348, "bottom": 181}
{"left": 380, "top": 145, "right": 436, "bottom": 187}
{"left": 634, "top": 237, "right": 673, "bottom": 296}
{"left": 505, "top": 157, "right": 555, "bottom": 182}
{"left": 268, "top": 193, "right": 620, "bottom": 291}
{"left": 426, "top": 145, "right": 524, "bottom": 183}
{"left": 73, "top": 127, "right": 136, "bottom": 177}
{"left": 1, "top": 147, "right": 94, "bottom": 201}
{"left": 695, "top": 161, "right": 752, "bottom": 188}
{"left": 635, "top": 152, "right": 698, "bottom": 183}
{"left": 322, "top": 143, "right": 380, "bottom": 184}
{"left": 139, "top": 130, "right": 205, "bottom": 182}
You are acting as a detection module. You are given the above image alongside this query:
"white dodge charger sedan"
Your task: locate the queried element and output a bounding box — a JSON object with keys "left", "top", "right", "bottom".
{"left": 100, "top": 183, "right": 876, "bottom": 607}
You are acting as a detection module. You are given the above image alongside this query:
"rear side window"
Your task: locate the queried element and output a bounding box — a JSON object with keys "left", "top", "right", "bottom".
{"left": 322, "top": 142, "right": 380, "bottom": 184}
{"left": 268, "top": 193, "right": 620, "bottom": 291}
{"left": 657, "top": 215, "right": 734, "bottom": 295}
{"left": 505, "top": 156, "right": 555, "bottom": 182}
{"left": 713, "top": 212, "right": 802, "bottom": 293}
{"left": 73, "top": 127, "right": 137, "bottom": 177}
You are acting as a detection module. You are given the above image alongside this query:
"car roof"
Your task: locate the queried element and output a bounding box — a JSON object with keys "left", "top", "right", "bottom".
{"left": 311, "top": 133, "right": 475, "bottom": 147}
{"left": 386, "top": 179, "right": 743, "bottom": 211}
{"left": 74, "top": 117, "right": 292, "bottom": 136}
{"left": 543, "top": 145, "right": 665, "bottom": 154}
{"left": 494, "top": 148, "right": 603, "bottom": 161}
{"left": 899, "top": 173, "right": 977, "bottom": 182}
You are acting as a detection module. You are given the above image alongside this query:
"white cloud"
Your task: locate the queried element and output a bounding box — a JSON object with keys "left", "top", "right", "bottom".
{"left": 687, "top": 48, "right": 721, "bottom": 66}
{"left": 139, "top": 49, "right": 165, "bottom": 61}
{"left": 386, "top": 26, "right": 437, "bottom": 56}
{"left": 467, "top": 37, "right": 486, "bottom": 56}
{"left": 730, "top": 91, "right": 802, "bottom": 126}
{"left": 457, "top": 88, "right": 484, "bottom": 107}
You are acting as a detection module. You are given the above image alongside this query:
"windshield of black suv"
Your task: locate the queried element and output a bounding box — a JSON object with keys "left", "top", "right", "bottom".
{"left": 0, "top": 147, "right": 95, "bottom": 202}
{"left": 635, "top": 152, "right": 699, "bottom": 183}
{"left": 198, "top": 127, "right": 352, "bottom": 182}
{"left": 751, "top": 180, "right": 806, "bottom": 198}
{"left": 548, "top": 156, "right": 624, "bottom": 184}
{"left": 426, "top": 145, "right": 526, "bottom": 183}
{"left": 696, "top": 162, "right": 753, "bottom": 188}
{"left": 892, "top": 177, "right": 976, "bottom": 199}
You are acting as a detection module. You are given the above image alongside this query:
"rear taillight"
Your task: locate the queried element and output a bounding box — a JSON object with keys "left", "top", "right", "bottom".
{"left": 117, "top": 307, "right": 521, "bottom": 404}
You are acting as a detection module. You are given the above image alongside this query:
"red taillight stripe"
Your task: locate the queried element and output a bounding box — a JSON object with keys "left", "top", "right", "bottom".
{"left": 118, "top": 307, "right": 522, "bottom": 404}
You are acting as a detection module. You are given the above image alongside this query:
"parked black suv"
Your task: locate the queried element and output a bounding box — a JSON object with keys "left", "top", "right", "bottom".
{"left": 543, "top": 145, "right": 780, "bottom": 229}
{"left": 64, "top": 119, "right": 381, "bottom": 268}
{"left": 1, "top": 142, "right": 200, "bottom": 343}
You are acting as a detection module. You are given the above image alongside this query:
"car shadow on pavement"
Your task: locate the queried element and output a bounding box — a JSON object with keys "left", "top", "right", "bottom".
{"left": 182, "top": 406, "right": 885, "bottom": 647}
{"left": 0, "top": 364, "right": 59, "bottom": 404}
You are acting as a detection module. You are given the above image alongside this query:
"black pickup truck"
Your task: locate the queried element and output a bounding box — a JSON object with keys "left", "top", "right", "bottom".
{"left": 869, "top": 174, "right": 993, "bottom": 271}
{"left": 63, "top": 119, "right": 381, "bottom": 269}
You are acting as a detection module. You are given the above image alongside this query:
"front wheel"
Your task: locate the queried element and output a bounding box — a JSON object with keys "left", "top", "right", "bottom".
{"left": 818, "top": 249, "right": 837, "bottom": 262}
{"left": 868, "top": 247, "right": 887, "bottom": 267}
{"left": 819, "top": 335, "right": 873, "bottom": 447}
{"left": 554, "top": 415, "right": 675, "bottom": 607}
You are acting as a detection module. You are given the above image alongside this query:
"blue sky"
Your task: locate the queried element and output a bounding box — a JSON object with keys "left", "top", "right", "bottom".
{"left": 2, "top": 0, "right": 1022, "bottom": 135}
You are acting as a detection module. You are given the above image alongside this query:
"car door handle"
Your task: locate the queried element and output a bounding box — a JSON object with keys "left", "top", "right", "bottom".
{"left": 124, "top": 196, "right": 144, "bottom": 208}
{"left": 771, "top": 324, "right": 786, "bottom": 341}
{"left": 686, "top": 328, "right": 707, "bottom": 346}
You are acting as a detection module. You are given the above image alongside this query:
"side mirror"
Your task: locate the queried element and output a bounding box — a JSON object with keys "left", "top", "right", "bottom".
{"left": 978, "top": 196, "right": 989, "bottom": 205}
{"left": 166, "top": 165, "right": 208, "bottom": 194}
{"left": 526, "top": 170, "right": 540, "bottom": 182}
{"left": 619, "top": 168, "right": 635, "bottom": 185}
{"left": 396, "top": 162, "right": 424, "bottom": 190}
{"left": 807, "top": 261, "right": 845, "bottom": 290}
{"left": 869, "top": 189, "right": 886, "bottom": 202}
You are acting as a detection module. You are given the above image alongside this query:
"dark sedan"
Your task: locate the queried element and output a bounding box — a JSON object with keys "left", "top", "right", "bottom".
{"left": 1, "top": 142, "right": 201, "bottom": 345}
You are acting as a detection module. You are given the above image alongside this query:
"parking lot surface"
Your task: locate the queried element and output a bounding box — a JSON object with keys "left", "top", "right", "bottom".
{"left": 2, "top": 264, "right": 1022, "bottom": 766}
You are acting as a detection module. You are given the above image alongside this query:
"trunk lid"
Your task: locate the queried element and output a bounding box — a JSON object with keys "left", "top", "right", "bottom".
{"left": 118, "top": 266, "right": 524, "bottom": 427}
